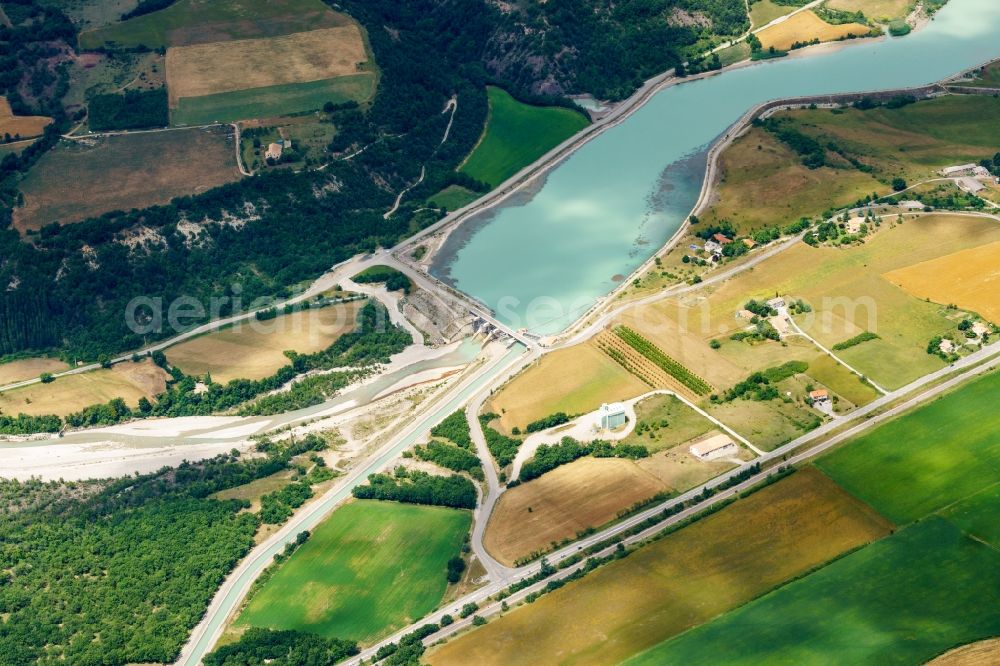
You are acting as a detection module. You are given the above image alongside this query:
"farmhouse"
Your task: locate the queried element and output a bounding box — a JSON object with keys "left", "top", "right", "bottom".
{"left": 704, "top": 239, "right": 723, "bottom": 256}
{"left": 957, "top": 177, "right": 985, "bottom": 194}
{"left": 597, "top": 402, "right": 627, "bottom": 430}
{"left": 713, "top": 233, "right": 733, "bottom": 245}
{"left": 898, "top": 200, "right": 925, "bottom": 211}
{"left": 940, "top": 163, "right": 978, "bottom": 177}
{"left": 766, "top": 296, "right": 786, "bottom": 310}
{"left": 736, "top": 309, "right": 757, "bottom": 320}
{"left": 768, "top": 315, "right": 790, "bottom": 337}
{"left": 265, "top": 142, "right": 283, "bottom": 161}
{"left": 972, "top": 321, "right": 990, "bottom": 338}
{"left": 689, "top": 434, "right": 738, "bottom": 461}
{"left": 809, "top": 389, "right": 830, "bottom": 404}
{"left": 742, "top": 238, "right": 757, "bottom": 249}
{"left": 939, "top": 339, "right": 956, "bottom": 354}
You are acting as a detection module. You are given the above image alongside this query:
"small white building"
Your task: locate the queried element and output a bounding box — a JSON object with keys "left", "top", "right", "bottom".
{"left": 973, "top": 165, "right": 991, "bottom": 178}
{"left": 689, "top": 434, "right": 738, "bottom": 461}
{"left": 972, "top": 322, "right": 990, "bottom": 338}
{"left": 768, "top": 315, "right": 790, "bottom": 337}
{"left": 766, "top": 296, "right": 786, "bottom": 311}
{"left": 939, "top": 339, "right": 956, "bottom": 354}
{"left": 597, "top": 403, "right": 627, "bottom": 430}
{"left": 704, "top": 239, "right": 723, "bottom": 256}
{"left": 898, "top": 200, "right": 925, "bottom": 211}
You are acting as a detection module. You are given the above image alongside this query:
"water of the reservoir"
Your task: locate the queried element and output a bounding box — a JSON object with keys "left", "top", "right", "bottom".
{"left": 430, "top": 0, "right": 1000, "bottom": 335}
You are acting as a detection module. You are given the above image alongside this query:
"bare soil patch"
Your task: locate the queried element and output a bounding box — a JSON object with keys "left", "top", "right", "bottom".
{"left": 14, "top": 126, "right": 240, "bottom": 232}
{"left": 484, "top": 457, "right": 667, "bottom": 566}
{"left": 929, "top": 639, "right": 1000, "bottom": 666}
{"left": 165, "top": 26, "right": 368, "bottom": 106}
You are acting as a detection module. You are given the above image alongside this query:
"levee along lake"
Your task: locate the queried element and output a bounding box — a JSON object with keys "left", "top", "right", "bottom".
{"left": 430, "top": 0, "right": 1000, "bottom": 335}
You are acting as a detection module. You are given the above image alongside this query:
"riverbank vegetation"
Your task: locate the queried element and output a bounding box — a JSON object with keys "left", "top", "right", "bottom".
{"left": 233, "top": 500, "right": 471, "bottom": 646}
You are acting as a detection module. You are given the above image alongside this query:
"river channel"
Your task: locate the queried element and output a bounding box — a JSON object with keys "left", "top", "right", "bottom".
{"left": 431, "top": 0, "right": 1000, "bottom": 334}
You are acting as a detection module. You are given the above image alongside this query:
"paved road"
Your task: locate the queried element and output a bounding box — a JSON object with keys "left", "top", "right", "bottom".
{"left": 176, "top": 343, "right": 529, "bottom": 666}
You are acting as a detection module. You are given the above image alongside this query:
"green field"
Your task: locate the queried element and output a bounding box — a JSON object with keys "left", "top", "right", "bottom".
{"left": 172, "top": 74, "right": 375, "bottom": 126}
{"left": 816, "top": 369, "right": 1000, "bottom": 524}
{"left": 236, "top": 500, "right": 470, "bottom": 644}
{"left": 627, "top": 517, "right": 1000, "bottom": 666}
{"left": 80, "top": 0, "right": 349, "bottom": 49}
{"left": 428, "top": 185, "right": 479, "bottom": 211}
{"left": 459, "top": 87, "right": 589, "bottom": 187}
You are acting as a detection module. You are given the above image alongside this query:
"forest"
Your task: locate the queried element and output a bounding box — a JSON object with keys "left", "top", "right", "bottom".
{"left": 0, "top": 435, "right": 333, "bottom": 665}
{"left": 88, "top": 88, "right": 169, "bottom": 131}
{"left": 203, "top": 628, "right": 358, "bottom": 666}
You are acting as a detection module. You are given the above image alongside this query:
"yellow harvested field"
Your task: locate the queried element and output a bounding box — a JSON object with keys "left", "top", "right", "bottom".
{"left": 0, "top": 358, "right": 70, "bottom": 385}
{"left": 929, "top": 639, "right": 1000, "bottom": 666}
{"left": 485, "top": 342, "right": 647, "bottom": 434}
{"left": 0, "top": 360, "right": 168, "bottom": 418}
{"left": 484, "top": 458, "right": 667, "bottom": 566}
{"left": 166, "top": 26, "right": 368, "bottom": 105}
{"left": 166, "top": 301, "right": 364, "bottom": 383}
{"left": 429, "top": 468, "right": 892, "bottom": 666}
{"left": 0, "top": 96, "right": 51, "bottom": 139}
{"left": 884, "top": 240, "right": 1000, "bottom": 324}
{"left": 757, "top": 10, "right": 871, "bottom": 51}
{"left": 826, "top": 0, "right": 912, "bottom": 21}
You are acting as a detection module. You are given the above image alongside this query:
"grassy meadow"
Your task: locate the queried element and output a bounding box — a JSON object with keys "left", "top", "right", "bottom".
{"left": 748, "top": 0, "right": 795, "bottom": 28}
{"left": 826, "top": 0, "right": 917, "bottom": 21}
{"left": 629, "top": 517, "right": 1000, "bottom": 666}
{"left": 427, "top": 185, "right": 480, "bottom": 211}
{"left": 430, "top": 468, "right": 891, "bottom": 666}
{"left": 14, "top": 127, "right": 240, "bottom": 231}
{"left": 236, "top": 500, "right": 470, "bottom": 645}
{"left": 622, "top": 393, "right": 714, "bottom": 452}
{"left": 459, "top": 87, "right": 589, "bottom": 187}
{"left": 172, "top": 75, "right": 375, "bottom": 126}
{"left": 165, "top": 301, "right": 363, "bottom": 383}
{"left": 704, "top": 96, "right": 1000, "bottom": 233}
{"left": 80, "top": 0, "right": 350, "bottom": 49}
{"left": 662, "top": 214, "right": 1000, "bottom": 390}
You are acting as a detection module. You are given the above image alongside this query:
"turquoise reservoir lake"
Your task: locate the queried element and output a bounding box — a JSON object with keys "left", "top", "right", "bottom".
{"left": 431, "top": 0, "right": 1000, "bottom": 335}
